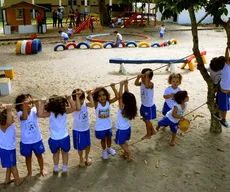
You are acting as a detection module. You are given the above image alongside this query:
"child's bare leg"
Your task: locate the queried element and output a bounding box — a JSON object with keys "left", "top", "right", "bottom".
{"left": 156, "top": 125, "right": 160, "bottom": 132}
{"left": 53, "top": 149, "right": 60, "bottom": 172}
{"left": 170, "top": 133, "right": 176, "bottom": 146}
{"left": 101, "top": 138, "right": 106, "bottom": 150}
{"left": 121, "top": 142, "right": 132, "bottom": 161}
{"left": 107, "top": 136, "right": 112, "bottom": 148}
{"left": 61, "top": 150, "right": 69, "bottom": 172}
{"left": 4, "top": 168, "right": 13, "bottom": 184}
{"left": 25, "top": 155, "right": 32, "bottom": 179}
{"left": 35, "top": 154, "right": 48, "bottom": 176}
{"left": 78, "top": 150, "right": 85, "bottom": 167}
{"left": 85, "top": 146, "right": 92, "bottom": 166}
{"left": 11, "top": 166, "right": 24, "bottom": 186}
{"left": 149, "top": 121, "right": 157, "bottom": 135}
{"left": 142, "top": 120, "right": 152, "bottom": 139}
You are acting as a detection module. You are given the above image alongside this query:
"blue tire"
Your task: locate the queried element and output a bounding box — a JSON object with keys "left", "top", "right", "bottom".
{"left": 54, "top": 43, "right": 66, "bottom": 51}
{"left": 166, "top": 40, "right": 171, "bottom": 45}
{"left": 151, "top": 42, "right": 160, "bottom": 48}
{"left": 103, "top": 42, "right": 114, "bottom": 48}
{"left": 31, "top": 39, "right": 42, "bottom": 54}
{"left": 126, "top": 41, "right": 138, "bottom": 47}
{"left": 77, "top": 42, "right": 90, "bottom": 49}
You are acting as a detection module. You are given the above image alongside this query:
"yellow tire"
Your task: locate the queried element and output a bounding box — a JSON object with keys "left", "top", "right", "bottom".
{"left": 16, "top": 41, "right": 22, "bottom": 54}
{"left": 90, "top": 42, "right": 103, "bottom": 49}
{"left": 138, "top": 42, "right": 150, "bottom": 48}
{"left": 170, "top": 39, "right": 178, "bottom": 44}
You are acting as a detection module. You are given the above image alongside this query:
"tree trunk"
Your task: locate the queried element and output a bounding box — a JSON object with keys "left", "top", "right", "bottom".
{"left": 188, "top": 7, "right": 222, "bottom": 133}
{"left": 223, "top": 21, "right": 230, "bottom": 42}
{"left": 98, "top": 0, "right": 109, "bottom": 26}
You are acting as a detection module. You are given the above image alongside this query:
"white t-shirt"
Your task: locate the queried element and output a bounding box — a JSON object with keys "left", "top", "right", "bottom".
{"left": 207, "top": 67, "right": 221, "bottom": 85}
{"left": 220, "top": 63, "right": 230, "bottom": 90}
{"left": 166, "top": 102, "right": 188, "bottom": 123}
{"left": 72, "top": 103, "right": 90, "bottom": 132}
{"left": 68, "top": 28, "right": 72, "bottom": 34}
{"left": 115, "top": 109, "right": 130, "bottom": 130}
{"left": 117, "top": 33, "right": 122, "bottom": 40}
{"left": 94, "top": 101, "right": 112, "bottom": 131}
{"left": 18, "top": 107, "right": 42, "bottom": 144}
{"left": 0, "top": 124, "right": 16, "bottom": 150}
{"left": 160, "top": 27, "right": 165, "bottom": 34}
{"left": 49, "top": 112, "right": 69, "bottom": 140}
{"left": 118, "top": 18, "right": 122, "bottom": 23}
{"left": 140, "top": 82, "right": 154, "bottom": 107}
{"left": 61, "top": 32, "right": 68, "bottom": 38}
{"left": 164, "top": 86, "right": 181, "bottom": 109}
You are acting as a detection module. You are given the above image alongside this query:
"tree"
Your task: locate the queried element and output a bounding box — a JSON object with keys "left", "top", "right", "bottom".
{"left": 157, "top": 0, "right": 230, "bottom": 133}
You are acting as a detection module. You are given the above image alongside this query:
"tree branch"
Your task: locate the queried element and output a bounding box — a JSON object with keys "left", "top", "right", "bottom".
{"left": 197, "top": 12, "right": 209, "bottom": 25}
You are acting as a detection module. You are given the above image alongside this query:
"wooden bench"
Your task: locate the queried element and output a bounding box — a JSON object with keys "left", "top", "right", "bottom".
{"left": 0, "top": 66, "right": 14, "bottom": 79}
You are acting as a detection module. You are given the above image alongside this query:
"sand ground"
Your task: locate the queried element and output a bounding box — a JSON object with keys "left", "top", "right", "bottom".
{"left": 0, "top": 28, "right": 230, "bottom": 192}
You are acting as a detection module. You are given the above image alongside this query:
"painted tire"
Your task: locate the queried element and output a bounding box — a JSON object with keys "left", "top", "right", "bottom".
{"left": 165, "top": 40, "right": 171, "bottom": 45}
{"left": 16, "top": 41, "right": 22, "bottom": 54}
{"left": 32, "top": 39, "right": 42, "bottom": 54}
{"left": 160, "top": 41, "right": 167, "bottom": 47}
{"left": 126, "top": 41, "right": 138, "bottom": 47}
{"left": 26, "top": 40, "right": 33, "bottom": 55}
{"left": 114, "top": 41, "right": 126, "bottom": 47}
{"left": 77, "top": 42, "right": 90, "bottom": 49}
{"left": 103, "top": 42, "right": 114, "bottom": 48}
{"left": 170, "top": 39, "right": 178, "bottom": 44}
{"left": 138, "top": 42, "right": 150, "bottom": 48}
{"left": 151, "top": 42, "right": 160, "bottom": 48}
{"left": 66, "top": 42, "right": 77, "bottom": 49}
{"left": 90, "top": 42, "right": 103, "bottom": 49}
{"left": 20, "top": 40, "right": 27, "bottom": 55}
{"left": 54, "top": 43, "right": 66, "bottom": 51}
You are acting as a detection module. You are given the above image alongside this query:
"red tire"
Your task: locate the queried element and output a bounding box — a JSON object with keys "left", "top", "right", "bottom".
{"left": 66, "top": 42, "right": 77, "bottom": 49}
{"left": 26, "top": 40, "right": 33, "bottom": 55}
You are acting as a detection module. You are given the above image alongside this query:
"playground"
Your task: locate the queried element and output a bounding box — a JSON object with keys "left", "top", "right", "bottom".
{"left": 0, "top": 26, "right": 230, "bottom": 192}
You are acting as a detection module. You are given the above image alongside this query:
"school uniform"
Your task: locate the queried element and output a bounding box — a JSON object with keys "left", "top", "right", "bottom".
{"left": 18, "top": 107, "right": 45, "bottom": 157}
{"left": 140, "top": 82, "right": 156, "bottom": 120}
{"left": 158, "top": 103, "right": 187, "bottom": 133}
{"left": 48, "top": 113, "right": 70, "bottom": 154}
{"left": 115, "top": 109, "right": 131, "bottom": 145}
{"left": 116, "top": 33, "right": 123, "bottom": 47}
{"left": 72, "top": 103, "right": 91, "bottom": 150}
{"left": 160, "top": 27, "right": 165, "bottom": 37}
{"left": 0, "top": 124, "right": 17, "bottom": 168}
{"left": 162, "top": 86, "right": 181, "bottom": 115}
{"left": 94, "top": 101, "right": 112, "bottom": 139}
{"left": 61, "top": 32, "right": 69, "bottom": 41}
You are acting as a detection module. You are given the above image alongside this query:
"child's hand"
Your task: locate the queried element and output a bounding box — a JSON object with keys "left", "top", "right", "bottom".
{"left": 120, "top": 80, "right": 125, "bottom": 86}
{"left": 124, "top": 79, "right": 128, "bottom": 85}
{"left": 180, "top": 116, "right": 184, "bottom": 121}
{"left": 110, "top": 83, "right": 116, "bottom": 89}
{"left": 86, "top": 90, "right": 92, "bottom": 95}
{"left": 137, "top": 73, "right": 143, "bottom": 78}
{"left": 170, "top": 93, "right": 174, "bottom": 98}
{"left": 6, "top": 104, "right": 12, "bottom": 111}
{"left": 65, "top": 95, "right": 72, "bottom": 100}
{"left": 145, "top": 71, "right": 150, "bottom": 78}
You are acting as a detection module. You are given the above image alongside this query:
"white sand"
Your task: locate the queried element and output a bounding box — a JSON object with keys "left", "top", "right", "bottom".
{"left": 0, "top": 29, "right": 230, "bottom": 192}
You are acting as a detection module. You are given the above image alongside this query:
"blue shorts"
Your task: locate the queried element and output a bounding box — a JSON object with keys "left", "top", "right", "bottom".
{"left": 140, "top": 104, "right": 157, "bottom": 120}
{"left": 64, "top": 37, "right": 69, "bottom": 41}
{"left": 162, "top": 102, "right": 171, "bottom": 116}
{"left": 115, "top": 128, "right": 131, "bottom": 145}
{"left": 160, "top": 32, "right": 164, "bottom": 37}
{"left": 217, "top": 90, "right": 230, "bottom": 111}
{"left": 20, "top": 140, "right": 45, "bottom": 157}
{"left": 95, "top": 129, "right": 112, "bottom": 140}
{"left": 158, "top": 116, "right": 178, "bottom": 133}
{"left": 116, "top": 39, "right": 122, "bottom": 47}
{"left": 73, "top": 129, "right": 91, "bottom": 151}
{"left": 0, "top": 148, "right": 16, "bottom": 168}
{"left": 48, "top": 135, "right": 71, "bottom": 154}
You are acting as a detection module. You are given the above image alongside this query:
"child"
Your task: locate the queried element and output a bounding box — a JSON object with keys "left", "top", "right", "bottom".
{"left": 59, "top": 30, "right": 68, "bottom": 44}
{"left": 0, "top": 104, "right": 24, "bottom": 186}
{"left": 37, "top": 95, "right": 76, "bottom": 173}
{"left": 162, "top": 73, "right": 182, "bottom": 115}
{"left": 72, "top": 89, "right": 94, "bottom": 167}
{"left": 15, "top": 94, "right": 47, "bottom": 179}
{"left": 117, "top": 17, "right": 122, "bottom": 25}
{"left": 216, "top": 45, "right": 230, "bottom": 127}
{"left": 159, "top": 24, "right": 165, "bottom": 38}
{"left": 156, "top": 91, "right": 189, "bottom": 146}
{"left": 134, "top": 68, "right": 157, "bottom": 139}
{"left": 67, "top": 24, "right": 73, "bottom": 38}
{"left": 92, "top": 84, "right": 119, "bottom": 159}
{"left": 116, "top": 80, "right": 137, "bottom": 161}
{"left": 114, "top": 30, "right": 123, "bottom": 48}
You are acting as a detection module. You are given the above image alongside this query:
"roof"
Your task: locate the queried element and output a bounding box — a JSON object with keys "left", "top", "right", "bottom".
{"left": 0, "top": 1, "right": 49, "bottom": 10}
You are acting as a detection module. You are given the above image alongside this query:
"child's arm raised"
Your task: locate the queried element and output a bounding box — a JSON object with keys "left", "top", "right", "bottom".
{"left": 109, "top": 83, "right": 119, "bottom": 104}
{"left": 144, "top": 71, "right": 153, "bottom": 89}
{"left": 66, "top": 95, "right": 76, "bottom": 114}
{"left": 134, "top": 74, "right": 142, "bottom": 86}
{"left": 75, "top": 94, "right": 81, "bottom": 111}
{"left": 86, "top": 90, "right": 94, "bottom": 108}
{"left": 20, "top": 101, "right": 29, "bottom": 120}
{"left": 124, "top": 79, "right": 129, "bottom": 92}
{"left": 225, "top": 44, "right": 230, "bottom": 65}
{"left": 37, "top": 99, "right": 51, "bottom": 118}
{"left": 172, "top": 106, "right": 184, "bottom": 120}
{"left": 118, "top": 81, "right": 124, "bottom": 109}
{"left": 6, "top": 104, "right": 14, "bottom": 125}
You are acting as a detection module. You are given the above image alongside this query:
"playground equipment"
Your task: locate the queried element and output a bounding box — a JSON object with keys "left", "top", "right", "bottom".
{"left": 0, "top": 66, "right": 14, "bottom": 79}
{"left": 109, "top": 51, "right": 207, "bottom": 74}
{"left": 0, "top": 78, "right": 11, "bottom": 96}
{"left": 16, "top": 39, "right": 42, "bottom": 55}
{"left": 73, "top": 14, "right": 103, "bottom": 34}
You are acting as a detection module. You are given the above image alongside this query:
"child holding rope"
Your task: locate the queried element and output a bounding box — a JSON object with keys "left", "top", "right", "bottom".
{"left": 135, "top": 68, "right": 157, "bottom": 140}
{"left": 72, "top": 89, "right": 94, "bottom": 167}
{"left": 0, "top": 104, "right": 24, "bottom": 186}
{"left": 15, "top": 94, "right": 47, "bottom": 179}
{"left": 162, "top": 73, "right": 182, "bottom": 115}
{"left": 37, "top": 95, "right": 76, "bottom": 173}
{"left": 115, "top": 80, "right": 137, "bottom": 162}
{"left": 92, "top": 84, "right": 119, "bottom": 159}
{"left": 156, "top": 91, "right": 189, "bottom": 146}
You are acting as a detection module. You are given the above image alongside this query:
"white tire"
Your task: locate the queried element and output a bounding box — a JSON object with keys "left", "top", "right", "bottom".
{"left": 21, "top": 40, "right": 28, "bottom": 55}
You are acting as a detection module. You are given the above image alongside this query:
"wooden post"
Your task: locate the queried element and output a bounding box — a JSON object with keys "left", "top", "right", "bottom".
{"left": 32, "top": 0, "right": 35, "bottom": 19}
{"left": 1, "top": 0, "right": 6, "bottom": 21}
{"left": 84, "top": 0, "right": 87, "bottom": 13}
{"left": 59, "top": 0, "right": 62, "bottom": 6}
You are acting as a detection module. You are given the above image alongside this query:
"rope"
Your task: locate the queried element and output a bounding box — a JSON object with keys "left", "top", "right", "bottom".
{"left": 184, "top": 102, "right": 207, "bottom": 117}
